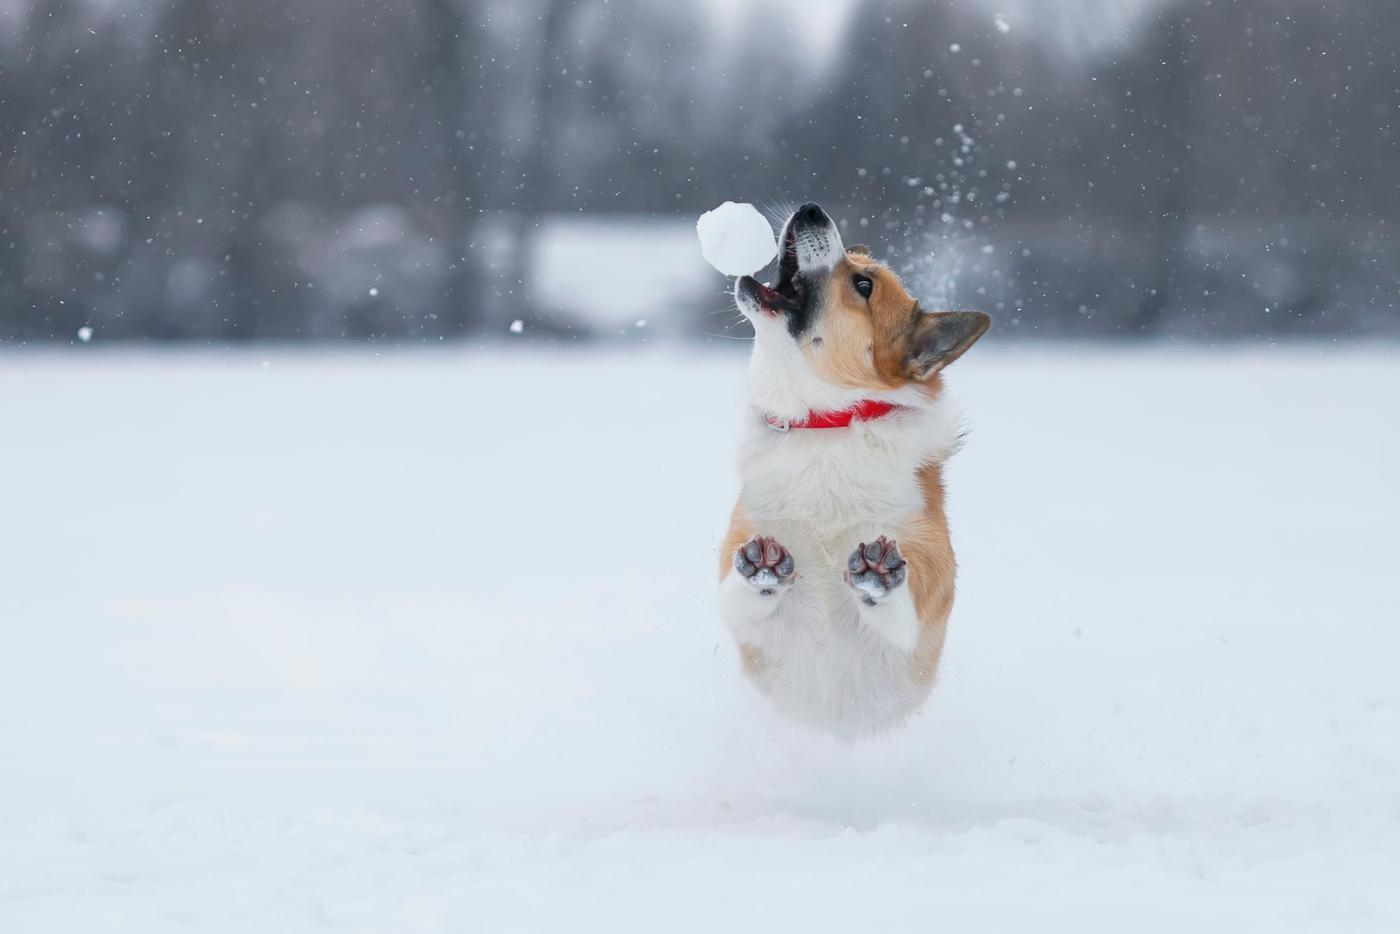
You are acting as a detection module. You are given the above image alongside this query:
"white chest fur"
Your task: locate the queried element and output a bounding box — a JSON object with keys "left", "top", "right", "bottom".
{"left": 732, "top": 403, "right": 962, "bottom": 735}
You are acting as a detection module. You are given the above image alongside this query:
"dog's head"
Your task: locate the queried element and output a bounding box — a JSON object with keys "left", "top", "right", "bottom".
{"left": 734, "top": 203, "right": 989, "bottom": 412}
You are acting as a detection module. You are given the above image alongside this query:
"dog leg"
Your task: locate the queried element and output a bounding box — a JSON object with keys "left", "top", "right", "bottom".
{"left": 845, "top": 536, "right": 920, "bottom": 653}
{"left": 719, "top": 535, "right": 797, "bottom": 636}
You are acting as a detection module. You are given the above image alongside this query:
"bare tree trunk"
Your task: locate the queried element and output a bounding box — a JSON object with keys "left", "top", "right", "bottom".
{"left": 483, "top": 0, "right": 572, "bottom": 335}
{"left": 1133, "top": 8, "right": 1192, "bottom": 336}
{"left": 422, "top": 0, "right": 483, "bottom": 336}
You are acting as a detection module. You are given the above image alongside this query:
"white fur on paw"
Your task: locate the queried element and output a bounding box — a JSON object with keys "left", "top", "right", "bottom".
{"left": 851, "top": 575, "right": 888, "bottom": 601}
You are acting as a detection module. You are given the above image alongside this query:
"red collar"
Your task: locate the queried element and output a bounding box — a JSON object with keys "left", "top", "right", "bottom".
{"left": 766, "top": 399, "right": 905, "bottom": 431}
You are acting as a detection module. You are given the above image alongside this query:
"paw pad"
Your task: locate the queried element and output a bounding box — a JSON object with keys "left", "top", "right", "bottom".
{"left": 734, "top": 536, "right": 796, "bottom": 592}
{"left": 846, "top": 536, "right": 907, "bottom": 602}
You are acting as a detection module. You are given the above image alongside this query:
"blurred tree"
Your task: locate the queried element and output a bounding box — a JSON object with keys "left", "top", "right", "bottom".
{"left": 1, "top": 0, "right": 1396, "bottom": 342}
{"left": 1125, "top": 1, "right": 1193, "bottom": 335}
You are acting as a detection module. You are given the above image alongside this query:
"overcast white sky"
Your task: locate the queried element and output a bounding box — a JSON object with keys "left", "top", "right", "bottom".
{"left": 702, "top": 0, "right": 1163, "bottom": 59}
{"left": 0, "top": 0, "right": 1163, "bottom": 65}
{"left": 986, "top": 0, "right": 1163, "bottom": 54}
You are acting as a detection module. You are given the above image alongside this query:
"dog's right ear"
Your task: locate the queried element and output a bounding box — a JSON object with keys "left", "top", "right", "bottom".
{"left": 903, "top": 310, "right": 991, "bottom": 380}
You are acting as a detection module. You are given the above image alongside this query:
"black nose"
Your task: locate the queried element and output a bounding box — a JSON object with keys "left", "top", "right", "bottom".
{"left": 794, "top": 202, "right": 829, "bottom": 228}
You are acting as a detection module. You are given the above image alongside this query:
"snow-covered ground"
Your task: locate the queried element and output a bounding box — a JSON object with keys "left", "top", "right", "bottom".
{"left": 2, "top": 346, "right": 1397, "bottom": 932}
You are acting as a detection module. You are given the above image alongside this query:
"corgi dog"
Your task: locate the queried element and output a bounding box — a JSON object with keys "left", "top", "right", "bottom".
{"left": 720, "top": 202, "right": 989, "bottom": 737}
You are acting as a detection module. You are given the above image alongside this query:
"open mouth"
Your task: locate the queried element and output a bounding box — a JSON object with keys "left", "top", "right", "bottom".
{"left": 738, "top": 225, "right": 803, "bottom": 316}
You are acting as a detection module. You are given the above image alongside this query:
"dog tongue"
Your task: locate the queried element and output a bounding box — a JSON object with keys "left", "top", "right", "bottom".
{"left": 696, "top": 202, "right": 778, "bottom": 277}
{"left": 756, "top": 281, "right": 800, "bottom": 312}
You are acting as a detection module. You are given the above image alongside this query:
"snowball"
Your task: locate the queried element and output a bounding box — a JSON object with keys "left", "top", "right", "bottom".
{"left": 696, "top": 202, "right": 777, "bottom": 277}
{"left": 509, "top": 319, "right": 524, "bottom": 334}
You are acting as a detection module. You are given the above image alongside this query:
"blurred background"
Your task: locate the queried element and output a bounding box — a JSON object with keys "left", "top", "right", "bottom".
{"left": 1, "top": 0, "right": 1397, "bottom": 344}
{"left": 5, "top": 4, "right": 1400, "bottom": 922}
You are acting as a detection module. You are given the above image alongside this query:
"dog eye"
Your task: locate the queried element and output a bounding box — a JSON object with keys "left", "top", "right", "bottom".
{"left": 853, "top": 275, "right": 873, "bottom": 299}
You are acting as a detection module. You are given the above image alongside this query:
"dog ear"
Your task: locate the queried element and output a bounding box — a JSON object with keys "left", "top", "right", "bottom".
{"left": 904, "top": 310, "right": 990, "bottom": 380}
{"left": 846, "top": 244, "right": 872, "bottom": 257}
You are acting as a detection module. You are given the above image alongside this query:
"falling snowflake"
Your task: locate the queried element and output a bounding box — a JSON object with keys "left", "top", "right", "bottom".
{"left": 509, "top": 319, "right": 524, "bottom": 334}
{"left": 77, "top": 326, "right": 93, "bottom": 343}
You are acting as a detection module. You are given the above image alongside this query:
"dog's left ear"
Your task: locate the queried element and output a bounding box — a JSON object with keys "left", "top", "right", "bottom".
{"left": 904, "top": 310, "right": 991, "bottom": 380}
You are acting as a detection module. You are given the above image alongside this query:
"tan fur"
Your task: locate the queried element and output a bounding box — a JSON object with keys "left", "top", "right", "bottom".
{"left": 719, "top": 503, "right": 770, "bottom": 674}
{"left": 722, "top": 226, "right": 986, "bottom": 731}
{"left": 720, "top": 466, "right": 957, "bottom": 686}
{"left": 804, "top": 252, "right": 924, "bottom": 391}
{"left": 718, "top": 502, "right": 754, "bottom": 580}
{"left": 900, "top": 464, "right": 957, "bottom": 683}
{"left": 721, "top": 270, "right": 964, "bottom": 684}
{"left": 803, "top": 251, "right": 987, "bottom": 397}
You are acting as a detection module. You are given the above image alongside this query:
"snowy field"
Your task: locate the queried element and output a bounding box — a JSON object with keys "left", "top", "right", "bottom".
{"left": 2, "top": 345, "right": 1398, "bottom": 932}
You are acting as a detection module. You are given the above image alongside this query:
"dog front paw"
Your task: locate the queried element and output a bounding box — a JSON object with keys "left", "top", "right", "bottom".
{"left": 734, "top": 536, "right": 796, "bottom": 595}
{"left": 845, "top": 536, "right": 907, "bottom": 605}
